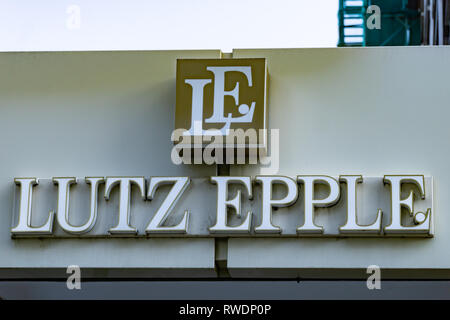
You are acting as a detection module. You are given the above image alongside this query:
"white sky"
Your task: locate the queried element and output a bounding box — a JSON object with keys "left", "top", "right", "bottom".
{"left": 0, "top": 0, "right": 339, "bottom": 52}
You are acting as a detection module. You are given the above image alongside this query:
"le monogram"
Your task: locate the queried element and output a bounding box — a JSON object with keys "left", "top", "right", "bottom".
{"left": 175, "top": 58, "right": 267, "bottom": 140}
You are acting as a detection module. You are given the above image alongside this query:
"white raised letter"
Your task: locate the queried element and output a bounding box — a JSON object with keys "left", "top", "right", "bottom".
{"left": 255, "top": 176, "right": 298, "bottom": 234}
{"left": 12, "top": 178, "right": 54, "bottom": 235}
{"left": 383, "top": 175, "right": 431, "bottom": 235}
{"left": 297, "top": 176, "right": 340, "bottom": 234}
{"left": 339, "top": 175, "right": 382, "bottom": 234}
{"left": 104, "top": 177, "right": 145, "bottom": 234}
{"left": 184, "top": 79, "right": 212, "bottom": 135}
{"left": 209, "top": 177, "right": 252, "bottom": 233}
{"left": 53, "top": 177, "right": 104, "bottom": 234}
{"left": 146, "top": 177, "right": 190, "bottom": 234}
{"left": 205, "top": 66, "right": 255, "bottom": 127}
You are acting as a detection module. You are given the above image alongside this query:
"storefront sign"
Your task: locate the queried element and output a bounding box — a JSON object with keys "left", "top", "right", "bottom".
{"left": 9, "top": 59, "right": 434, "bottom": 239}
{"left": 11, "top": 175, "right": 433, "bottom": 237}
